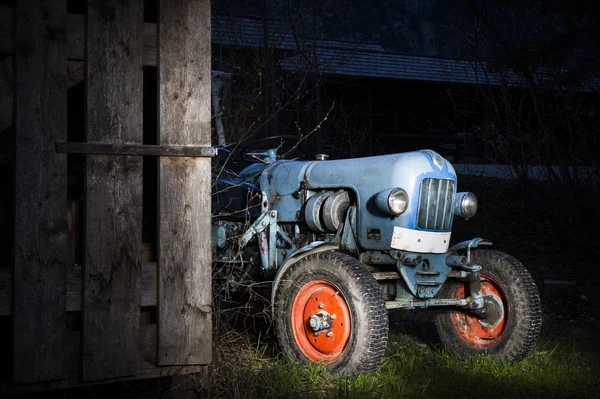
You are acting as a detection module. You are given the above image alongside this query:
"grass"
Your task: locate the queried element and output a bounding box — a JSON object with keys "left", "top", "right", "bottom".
{"left": 203, "top": 329, "right": 600, "bottom": 399}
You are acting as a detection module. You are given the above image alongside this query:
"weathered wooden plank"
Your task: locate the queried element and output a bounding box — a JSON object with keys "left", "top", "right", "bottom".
{"left": 0, "top": 6, "right": 12, "bottom": 54}
{"left": 0, "top": 7, "right": 154, "bottom": 133}
{"left": 63, "top": 14, "right": 155, "bottom": 64}
{"left": 76, "top": 262, "right": 155, "bottom": 311}
{"left": 0, "top": 8, "right": 156, "bottom": 64}
{"left": 0, "top": 57, "right": 12, "bottom": 133}
{"left": 0, "top": 267, "right": 10, "bottom": 316}
{"left": 67, "top": 262, "right": 155, "bottom": 312}
{"left": 66, "top": 263, "right": 81, "bottom": 312}
{"left": 83, "top": 0, "right": 144, "bottom": 381}
{"left": 8, "top": 362, "right": 207, "bottom": 395}
{"left": 0, "top": 8, "right": 86, "bottom": 60}
{"left": 142, "top": 324, "right": 157, "bottom": 367}
{"left": 143, "top": 22, "right": 157, "bottom": 66}
{"left": 0, "top": 263, "right": 157, "bottom": 316}
{"left": 157, "top": 0, "right": 212, "bottom": 365}
{"left": 56, "top": 142, "right": 216, "bottom": 157}
{"left": 67, "top": 13, "right": 84, "bottom": 60}
{"left": 67, "top": 59, "right": 84, "bottom": 87}
{"left": 13, "top": 1, "right": 69, "bottom": 383}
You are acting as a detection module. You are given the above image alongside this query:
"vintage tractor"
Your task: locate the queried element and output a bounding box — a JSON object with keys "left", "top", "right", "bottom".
{"left": 211, "top": 136, "right": 542, "bottom": 374}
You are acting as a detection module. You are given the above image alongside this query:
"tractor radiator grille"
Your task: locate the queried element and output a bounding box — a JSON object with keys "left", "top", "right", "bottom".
{"left": 417, "top": 178, "right": 455, "bottom": 231}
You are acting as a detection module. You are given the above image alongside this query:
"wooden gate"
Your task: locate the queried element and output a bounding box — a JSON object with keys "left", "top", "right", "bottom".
{"left": 1, "top": 0, "right": 213, "bottom": 392}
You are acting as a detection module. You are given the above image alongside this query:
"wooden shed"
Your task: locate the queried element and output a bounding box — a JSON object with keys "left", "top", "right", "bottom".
{"left": 0, "top": 0, "right": 214, "bottom": 393}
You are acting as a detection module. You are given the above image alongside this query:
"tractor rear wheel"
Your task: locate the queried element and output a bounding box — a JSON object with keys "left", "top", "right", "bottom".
{"left": 274, "top": 251, "right": 388, "bottom": 374}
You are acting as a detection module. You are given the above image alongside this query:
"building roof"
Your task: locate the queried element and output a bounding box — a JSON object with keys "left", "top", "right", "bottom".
{"left": 278, "top": 47, "right": 509, "bottom": 85}
{"left": 213, "top": 15, "right": 600, "bottom": 91}
{"left": 212, "top": 15, "right": 383, "bottom": 52}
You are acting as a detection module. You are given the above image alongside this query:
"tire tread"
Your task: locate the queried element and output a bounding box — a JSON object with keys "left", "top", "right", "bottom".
{"left": 435, "top": 249, "right": 542, "bottom": 362}
{"left": 274, "top": 251, "right": 388, "bottom": 374}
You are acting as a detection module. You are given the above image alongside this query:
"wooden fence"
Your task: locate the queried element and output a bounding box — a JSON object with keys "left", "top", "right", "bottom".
{"left": 0, "top": 0, "right": 213, "bottom": 392}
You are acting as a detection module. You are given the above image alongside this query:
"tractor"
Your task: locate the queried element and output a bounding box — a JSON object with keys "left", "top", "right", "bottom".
{"left": 211, "top": 136, "right": 542, "bottom": 374}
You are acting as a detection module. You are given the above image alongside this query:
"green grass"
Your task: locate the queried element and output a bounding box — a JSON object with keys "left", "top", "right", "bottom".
{"left": 204, "top": 330, "right": 600, "bottom": 399}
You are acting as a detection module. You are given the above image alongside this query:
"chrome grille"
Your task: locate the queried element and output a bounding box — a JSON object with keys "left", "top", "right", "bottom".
{"left": 417, "top": 178, "right": 455, "bottom": 230}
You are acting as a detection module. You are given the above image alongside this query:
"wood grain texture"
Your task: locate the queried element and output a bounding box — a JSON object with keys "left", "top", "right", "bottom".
{"left": 157, "top": 0, "right": 212, "bottom": 366}
{"left": 83, "top": 0, "right": 144, "bottom": 381}
{"left": 0, "top": 8, "right": 155, "bottom": 65}
{"left": 67, "top": 13, "right": 84, "bottom": 60}
{"left": 8, "top": 366, "right": 207, "bottom": 395}
{"left": 0, "top": 56, "right": 12, "bottom": 133}
{"left": 0, "top": 267, "right": 10, "bottom": 316}
{"left": 56, "top": 142, "right": 216, "bottom": 157}
{"left": 0, "top": 7, "right": 153, "bottom": 133}
{"left": 0, "top": 263, "right": 156, "bottom": 316}
{"left": 0, "top": 6, "right": 12, "bottom": 54}
{"left": 13, "top": 0, "right": 69, "bottom": 383}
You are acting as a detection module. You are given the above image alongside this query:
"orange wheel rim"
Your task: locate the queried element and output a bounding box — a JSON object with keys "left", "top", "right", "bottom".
{"left": 449, "top": 274, "right": 507, "bottom": 348}
{"left": 291, "top": 280, "right": 351, "bottom": 363}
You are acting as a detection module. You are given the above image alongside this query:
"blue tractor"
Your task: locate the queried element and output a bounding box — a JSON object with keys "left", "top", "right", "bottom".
{"left": 212, "top": 137, "right": 542, "bottom": 374}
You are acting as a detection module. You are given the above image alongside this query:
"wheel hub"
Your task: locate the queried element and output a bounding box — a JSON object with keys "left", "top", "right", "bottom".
{"left": 450, "top": 274, "right": 508, "bottom": 347}
{"left": 291, "top": 280, "right": 351, "bottom": 362}
{"left": 477, "top": 293, "right": 504, "bottom": 328}
{"left": 308, "top": 311, "right": 333, "bottom": 332}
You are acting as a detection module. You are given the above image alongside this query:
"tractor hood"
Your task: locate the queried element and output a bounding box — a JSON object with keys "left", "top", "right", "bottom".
{"left": 259, "top": 150, "right": 457, "bottom": 252}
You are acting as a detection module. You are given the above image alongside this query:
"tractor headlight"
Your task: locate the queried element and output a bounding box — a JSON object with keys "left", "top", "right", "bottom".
{"left": 455, "top": 192, "right": 478, "bottom": 219}
{"left": 375, "top": 188, "right": 409, "bottom": 216}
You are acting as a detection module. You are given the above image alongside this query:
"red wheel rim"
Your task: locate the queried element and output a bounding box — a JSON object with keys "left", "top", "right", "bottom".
{"left": 291, "top": 280, "right": 351, "bottom": 363}
{"left": 449, "top": 274, "right": 507, "bottom": 348}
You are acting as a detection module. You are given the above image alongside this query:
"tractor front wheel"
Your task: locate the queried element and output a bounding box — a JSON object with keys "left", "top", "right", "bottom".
{"left": 435, "top": 249, "right": 542, "bottom": 361}
{"left": 274, "top": 251, "right": 388, "bottom": 374}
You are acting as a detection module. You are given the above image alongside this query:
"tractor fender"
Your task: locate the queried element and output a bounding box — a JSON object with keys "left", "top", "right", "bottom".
{"left": 449, "top": 237, "right": 492, "bottom": 253}
{"left": 270, "top": 241, "right": 339, "bottom": 308}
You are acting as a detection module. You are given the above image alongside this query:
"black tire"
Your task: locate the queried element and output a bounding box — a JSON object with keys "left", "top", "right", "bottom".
{"left": 435, "top": 249, "right": 542, "bottom": 361}
{"left": 274, "top": 251, "right": 388, "bottom": 374}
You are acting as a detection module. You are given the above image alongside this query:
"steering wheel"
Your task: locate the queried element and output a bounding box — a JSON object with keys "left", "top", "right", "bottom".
{"left": 239, "top": 135, "right": 301, "bottom": 162}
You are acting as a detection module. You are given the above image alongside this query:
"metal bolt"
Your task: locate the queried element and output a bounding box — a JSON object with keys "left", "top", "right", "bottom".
{"left": 330, "top": 314, "right": 336, "bottom": 320}
{"left": 314, "top": 332, "right": 320, "bottom": 336}
{"left": 309, "top": 317, "right": 318, "bottom": 329}
{"left": 261, "top": 221, "right": 267, "bottom": 226}
{"left": 270, "top": 211, "right": 276, "bottom": 217}
{"left": 326, "top": 332, "right": 333, "bottom": 337}
{"left": 319, "top": 303, "right": 325, "bottom": 309}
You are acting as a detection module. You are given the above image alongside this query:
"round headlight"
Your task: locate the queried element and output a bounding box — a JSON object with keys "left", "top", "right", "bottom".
{"left": 455, "top": 192, "right": 478, "bottom": 219}
{"left": 388, "top": 188, "right": 409, "bottom": 215}
{"left": 375, "top": 188, "right": 409, "bottom": 216}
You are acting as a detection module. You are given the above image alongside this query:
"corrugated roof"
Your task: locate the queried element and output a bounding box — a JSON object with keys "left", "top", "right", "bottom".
{"left": 279, "top": 47, "right": 600, "bottom": 90}
{"left": 278, "top": 47, "right": 523, "bottom": 85}
{"left": 213, "top": 15, "right": 599, "bottom": 90}
{"left": 212, "top": 15, "right": 384, "bottom": 52}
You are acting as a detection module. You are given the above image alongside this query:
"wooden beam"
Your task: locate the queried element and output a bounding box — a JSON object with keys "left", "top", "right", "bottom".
{"left": 8, "top": 362, "right": 207, "bottom": 395}
{"left": 56, "top": 142, "right": 217, "bottom": 157}
{"left": 82, "top": 0, "right": 144, "bottom": 381}
{"left": 67, "top": 263, "right": 156, "bottom": 312}
{"left": 13, "top": 0, "right": 69, "bottom": 383}
{"left": 0, "top": 263, "right": 157, "bottom": 316}
{"left": 157, "top": 0, "right": 212, "bottom": 366}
